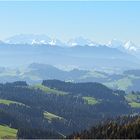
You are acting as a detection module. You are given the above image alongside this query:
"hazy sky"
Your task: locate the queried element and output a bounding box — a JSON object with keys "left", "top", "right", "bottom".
{"left": 0, "top": 1, "right": 140, "bottom": 44}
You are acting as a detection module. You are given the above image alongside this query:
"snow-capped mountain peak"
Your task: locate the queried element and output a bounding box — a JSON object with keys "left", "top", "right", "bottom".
{"left": 124, "top": 41, "right": 137, "bottom": 51}
{"left": 107, "top": 39, "right": 139, "bottom": 53}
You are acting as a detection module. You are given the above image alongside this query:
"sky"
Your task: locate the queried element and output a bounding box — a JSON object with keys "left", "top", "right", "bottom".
{"left": 0, "top": 1, "right": 140, "bottom": 45}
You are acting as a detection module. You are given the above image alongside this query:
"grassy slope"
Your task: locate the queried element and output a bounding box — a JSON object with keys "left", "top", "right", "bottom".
{"left": 115, "top": 77, "right": 132, "bottom": 90}
{"left": 0, "top": 125, "right": 17, "bottom": 139}
{"left": 104, "top": 77, "right": 132, "bottom": 91}
{"left": 129, "top": 102, "right": 140, "bottom": 108}
{"left": 82, "top": 96, "right": 99, "bottom": 105}
{"left": 125, "top": 93, "right": 140, "bottom": 108}
{"left": 80, "top": 71, "right": 107, "bottom": 79}
{"left": 34, "top": 85, "right": 99, "bottom": 106}
{"left": 0, "top": 99, "right": 24, "bottom": 106}
{"left": 33, "top": 84, "right": 68, "bottom": 95}
{"left": 44, "top": 111, "right": 64, "bottom": 121}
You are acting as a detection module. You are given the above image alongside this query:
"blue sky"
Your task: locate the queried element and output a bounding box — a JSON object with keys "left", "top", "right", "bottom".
{"left": 0, "top": 1, "right": 140, "bottom": 44}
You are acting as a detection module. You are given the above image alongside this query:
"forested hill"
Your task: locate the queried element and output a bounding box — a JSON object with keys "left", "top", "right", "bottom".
{"left": 0, "top": 80, "right": 140, "bottom": 138}
{"left": 68, "top": 115, "right": 140, "bottom": 139}
{"left": 42, "top": 80, "right": 125, "bottom": 100}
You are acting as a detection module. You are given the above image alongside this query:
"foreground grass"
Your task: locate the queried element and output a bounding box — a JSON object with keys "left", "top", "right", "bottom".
{"left": 0, "top": 125, "right": 17, "bottom": 139}
{"left": 33, "top": 84, "right": 68, "bottom": 95}
{"left": 82, "top": 96, "right": 99, "bottom": 105}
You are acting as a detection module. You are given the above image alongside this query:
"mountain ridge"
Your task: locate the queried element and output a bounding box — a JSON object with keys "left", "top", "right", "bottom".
{"left": 2, "top": 34, "right": 140, "bottom": 53}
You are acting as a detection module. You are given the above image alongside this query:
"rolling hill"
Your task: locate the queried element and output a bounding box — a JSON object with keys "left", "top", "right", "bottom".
{"left": 1, "top": 80, "right": 140, "bottom": 138}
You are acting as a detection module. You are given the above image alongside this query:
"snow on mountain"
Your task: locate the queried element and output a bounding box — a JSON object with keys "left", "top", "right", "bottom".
{"left": 124, "top": 41, "right": 137, "bottom": 52}
{"left": 5, "top": 35, "right": 98, "bottom": 47}
{"left": 5, "top": 34, "right": 66, "bottom": 47}
{"left": 67, "top": 37, "right": 98, "bottom": 47}
{"left": 31, "top": 39, "right": 48, "bottom": 45}
{"left": 107, "top": 39, "right": 139, "bottom": 53}
{"left": 5, "top": 34, "right": 51, "bottom": 45}
{"left": 48, "top": 40, "right": 56, "bottom": 46}
{"left": 3, "top": 34, "right": 140, "bottom": 54}
{"left": 48, "top": 39, "right": 65, "bottom": 46}
{"left": 107, "top": 39, "right": 124, "bottom": 48}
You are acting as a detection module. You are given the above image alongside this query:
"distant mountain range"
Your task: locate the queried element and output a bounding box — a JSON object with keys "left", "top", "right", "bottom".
{"left": 1, "top": 34, "right": 140, "bottom": 53}
{"left": 0, "top": 34, "right": 140, "bottom": 86}
{"left": 3, "top": 34, "right": 98, "bottom": 46}
{"left": 0, "top": 38, "right": 140, "bottom": 72}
